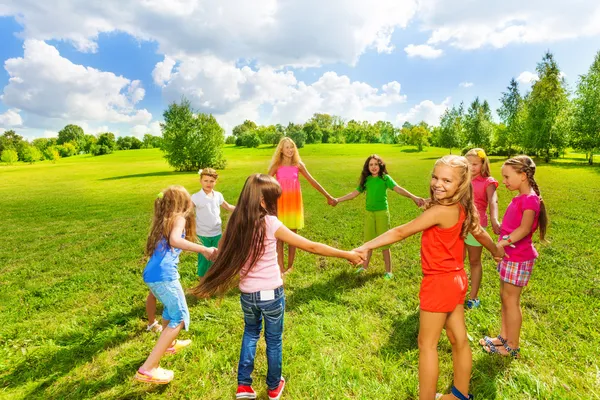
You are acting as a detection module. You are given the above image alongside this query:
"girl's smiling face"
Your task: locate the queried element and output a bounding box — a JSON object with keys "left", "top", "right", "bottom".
{"left": 283, "top": 142, "right": 295, "bottom": 158}
{"left": 430, "top": 164, "right": 460, "bottom": 201}
{"left": 368, "top": 158, "right": 381, "bottom": 176}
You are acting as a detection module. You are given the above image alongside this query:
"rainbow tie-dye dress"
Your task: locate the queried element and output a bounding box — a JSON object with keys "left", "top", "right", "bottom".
{"left": 275, "top": 165, "right": 305, "bottom": 230}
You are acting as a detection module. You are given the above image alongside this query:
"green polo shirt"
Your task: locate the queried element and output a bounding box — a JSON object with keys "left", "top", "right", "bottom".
{"left": 357, "top": 174, "right": 398, "bottom": 211}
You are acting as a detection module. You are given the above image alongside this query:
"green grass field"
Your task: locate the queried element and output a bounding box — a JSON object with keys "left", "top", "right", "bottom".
{"left": 1, "top": 144, "right": 599, "bottom": 399}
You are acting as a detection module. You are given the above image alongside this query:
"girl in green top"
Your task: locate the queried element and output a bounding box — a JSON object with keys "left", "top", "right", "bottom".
{"left": 334, "top": 155, "right": 425, "bottom": 279}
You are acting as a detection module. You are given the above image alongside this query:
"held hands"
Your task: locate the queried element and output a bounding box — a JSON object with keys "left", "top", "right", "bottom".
{"left": 352, "top": 247, "right": 369, "bottom": 266}
{"left": 346, "top": 250, "right": 365, "bottom": 265}
{"left": 204, "top": 247, "right": 219, "bottom": 261}
{"left": 413, "top": 196, "right": 426, "bottom": 208}
{"left": 327, "top": 196, "right": 338, "bottom": 207}
{"left": 493, "top": 244, "right": 505, "bottom": 262}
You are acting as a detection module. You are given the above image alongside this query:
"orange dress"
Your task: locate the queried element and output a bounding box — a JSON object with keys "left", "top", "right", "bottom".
{"left": 419, "top": 206, "right": 468, "bottom": 312}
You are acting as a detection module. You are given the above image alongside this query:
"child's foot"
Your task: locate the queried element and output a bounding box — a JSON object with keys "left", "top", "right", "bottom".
{"left": 355, "top": 267, "right": 366, "bottom": 274}
{"left": 135, "top": 367, "right": 174, "bottom": 384}
{"left": 146, "top": 320, "right": 163, "bottom": 333}
{"left": 236, "top": 385, "right": 257, "bottom": 399}
{"left": 466, "top": 298, "right": 480, "bottom": 309}
{"left": 482, "top": 341, "right": 521, "bottom": 359}
{"left": 166, "top": 339, "right": 192, "bottom": 355}
{"left": 478, "top": 335, "right": 506, "bottom": 348}
{"left": 383, "top": 272, "right": 394, "bottom": 280}
{"left": 268, "top": 377, "right": 286, "bottom": 400}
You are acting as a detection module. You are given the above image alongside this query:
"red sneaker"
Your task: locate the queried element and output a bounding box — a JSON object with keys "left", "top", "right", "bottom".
{"left": 268, "top": 377, "right": 286, "bottom": 400}
{"left": 236, "top": 385, "right": 256, "bottom": 399}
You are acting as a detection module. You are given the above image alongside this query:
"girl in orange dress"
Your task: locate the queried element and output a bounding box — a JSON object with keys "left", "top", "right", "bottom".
{"left": 268, "top": 137, "right": 336, "bottom": 272}
{"left": 354, "top": 156, "right": 504, "bottom": 400}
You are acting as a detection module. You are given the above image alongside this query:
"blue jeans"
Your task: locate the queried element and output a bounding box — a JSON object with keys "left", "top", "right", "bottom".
{"left": 237, "top": 286, "right": 285, "bottom": 390}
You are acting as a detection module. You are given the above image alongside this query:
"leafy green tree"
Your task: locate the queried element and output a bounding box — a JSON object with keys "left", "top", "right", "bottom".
{"left": 57, "top": 142, "right": 78, "bottom": 157}
{"left": 464, "top": 97, "right": 493, "bottom": 149}
{"left": 57, "top": 124, "right": 85, "bottom": 151}
{"left": 524, "top": 51, "right": 570, "bottom": 162}
{"left": 83, "top": 134, "right": 97, "bottom": 153}
{"left": 117, "top": 136, "right": 133, "bottom": 150}
{"left": 22, "top": 146, "right": 43, "bottom": 163}
{"left": 344, "top": 120, "right": 365, "bottom": 143}
{"left": 285, "top": 123, "right": 306, "bottom": 148}
{"left": 142, "top": 134, "right": 162, "bottom": 149}
{"left": 376, "top": 121, "right": 397, "bottom": 144}
{"left": 243, "top": 132, "right": 261, "bottom": 148}
{"left": 1, "top": 149, "right": 18, "bottom": 164}
{"left": 406, "top": 124, "right": 430, "bottom": 151}
{"left": 497, "top": 78, "right": 523, "bottom": 157}
{"left": 44, "top": 147, "right": 60, "bottom": 163}
{"left": 32, "top": 138, "right": 51, "bottom": 153}
{"left": 161, "top": 99, "right": 226, "bottom": 171}
{"left": 572, "top": 50, "right": 600, "bottom": 164}
{"left": 302, "top": 120, "right": 322, "bottom": 144}
{"left": 92, "top": 132, "right": 117, "bottom": 156}
{"left": 232, "top": 120, "right": 257, "bottom": 137}
{"left": 225, "top": 135, "right": 236, "bottom": 144}
{"left": 438, "top": 104, "right": 464, "bottom": 153}
{"left": 0, "top": 130, "right": 26, "bottom": 155}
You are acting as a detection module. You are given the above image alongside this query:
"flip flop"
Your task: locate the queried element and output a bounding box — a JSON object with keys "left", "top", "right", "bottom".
{"left": 478, "top": 335, "right": 506, "bottom": 348}
{"left": 135, "top": 367, "right": 174, "bottom": 384}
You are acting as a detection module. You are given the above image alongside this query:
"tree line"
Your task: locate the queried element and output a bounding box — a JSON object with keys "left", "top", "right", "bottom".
{"left": 2, "top": 50, "right": 599, "bottom": 167}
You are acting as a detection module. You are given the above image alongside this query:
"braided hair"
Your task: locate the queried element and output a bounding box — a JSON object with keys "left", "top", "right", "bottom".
{"left": 503, "top": 156, "right": 548, "bottom": 241}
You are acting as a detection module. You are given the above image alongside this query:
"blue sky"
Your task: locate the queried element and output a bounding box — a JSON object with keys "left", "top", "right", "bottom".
{"left": 0, "top": 1, "right": 599, "bottom": 139}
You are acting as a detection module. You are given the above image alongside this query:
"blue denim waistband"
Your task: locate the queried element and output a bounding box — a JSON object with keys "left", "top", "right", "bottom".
{"left": 240, "top": 286, "right": 284, "bottom": 301}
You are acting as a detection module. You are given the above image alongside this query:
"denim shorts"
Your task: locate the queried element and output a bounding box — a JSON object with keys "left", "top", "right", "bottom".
{"left": 146, "top": 280, "right": 190, "bottom": 330}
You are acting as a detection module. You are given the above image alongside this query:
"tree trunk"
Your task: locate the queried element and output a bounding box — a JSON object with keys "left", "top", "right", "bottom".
{"left": 589, "top": 153, "right": 594, "bottom": 165}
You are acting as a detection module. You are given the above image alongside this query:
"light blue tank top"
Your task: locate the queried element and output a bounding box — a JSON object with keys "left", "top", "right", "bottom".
{"left": 143, "top": 234, "right": 184, "bottom": 283}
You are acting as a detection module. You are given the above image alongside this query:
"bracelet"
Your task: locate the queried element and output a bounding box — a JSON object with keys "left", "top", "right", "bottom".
{"left": 501, "top": 235, "right": 516, "bottom": 248}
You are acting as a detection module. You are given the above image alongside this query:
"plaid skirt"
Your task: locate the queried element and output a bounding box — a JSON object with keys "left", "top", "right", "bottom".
{"left": 497, "top": 259, "right": 535, "bottom": 287}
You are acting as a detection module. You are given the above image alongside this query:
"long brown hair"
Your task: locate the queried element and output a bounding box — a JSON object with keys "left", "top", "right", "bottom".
{"left": 465, "top": 148, "right": 492, "bottom": 178}
{"left": 268, "top": 137, "right": 301, "bottom": 173}
{"left": 503, "top": 155, "right": 548, "bottom": 241}
{"left": 358, "top": 154, "right": 388, "bottom": 191}
{"left": 425, "top": 155, "right": 481, "bottom": 238}
{"left": 192, "top": 174, "right": 282, "bottom": 297}
{"left": 145, "top": 185, "right": 196, "bottom": 256}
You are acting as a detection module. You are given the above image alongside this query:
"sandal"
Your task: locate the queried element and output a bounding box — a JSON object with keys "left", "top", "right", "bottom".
{"left": 166, "top": 339, "right": 192, "bottom": 355}
{"left": 135, "top": 367, "right": 174, "bottom": 384}
{"left": 483, "top": 339, "right": 520, "bottom": 359}
{"left": 146, "top": 320, "right": 163, "bottom": 333}
{"left": 435, "top": 386, "right": 473, "bottom": 400}
{"left": 478, "top": 334, "right": 506, "bottom": 348}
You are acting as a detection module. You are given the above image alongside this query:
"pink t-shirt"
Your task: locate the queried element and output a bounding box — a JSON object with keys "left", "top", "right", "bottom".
{"left": 471, "top": 175, "right": 498, "bottom": 227}
{"left": 500, "top": 193, "right": 541, "bottom": 262}
{"left": 239, "top": 215, "right": 284, "bottom": 293}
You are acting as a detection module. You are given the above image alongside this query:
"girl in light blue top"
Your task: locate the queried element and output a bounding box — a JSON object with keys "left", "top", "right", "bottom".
{"left": 136, "top": 185, "right": 217, "bottom": 385}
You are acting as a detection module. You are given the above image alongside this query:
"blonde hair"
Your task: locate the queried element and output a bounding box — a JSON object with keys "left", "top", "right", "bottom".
{"left": 465, "top": 148, "right": 492, "bottom": 178}
{"left": 503, "top": 155, "right": 548, "bottom": 241}
{"left": 145, "top": 185, "right": 197, "bottom": 256}
{"left": 425, "top": 155, "right": 481, "bottom": 238}
{"left": 268, "top": 137, "right": 301, "bottom": 173}
{"left": 200, "top": 168, "right": 218, "bottom": 180}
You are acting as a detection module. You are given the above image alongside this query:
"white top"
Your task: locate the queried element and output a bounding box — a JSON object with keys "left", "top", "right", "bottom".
{"left": 191, "top": 190, "right": 225, "bottom": 237}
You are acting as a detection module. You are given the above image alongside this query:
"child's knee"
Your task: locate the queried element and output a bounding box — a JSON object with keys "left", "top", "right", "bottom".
{"left": 417, "top": 334, "right": 438, "bottom": 351}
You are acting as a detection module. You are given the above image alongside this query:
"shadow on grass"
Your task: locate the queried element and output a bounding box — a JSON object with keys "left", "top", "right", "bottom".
{"left": 99, "top": 171, "right": 190, "bottom": 181}
{"left": 380, "top": 310, "right": 420, "bottom": 357}
{"left": 285, "top": 270, "right": 379, "bottom": 311}
{"left": 1, "top": 306, "right": 150, "bottom": 398}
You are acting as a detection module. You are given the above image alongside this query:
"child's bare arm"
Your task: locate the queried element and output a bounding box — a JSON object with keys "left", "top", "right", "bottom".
{"left": 274, "top": 225, "right": 363, "bottom": 264}
{"left": 472, "top": 228, "right": 504, "bottom": 261}
{"left": 336, "top": 190, "right": 360, "bottom": 203}
{"left": 298, "top": 162, "right": 333, "bottom": 200}
{"left": 221, "top": 200, "right": 235, "bottom": 212}
{"left": 393, "top": 185, "right": 425, "bottom": 207}
{"left": 498, "top": 210, "right": 536, "bottom": 247}
{"left": 355, "top": 206, "right": 442, "bottom": 254}
{"left": 169, "top": 216, "right": 216, "bottom": 258}
{"left": 486, "top": 185, "right": 500, "bottom": 234}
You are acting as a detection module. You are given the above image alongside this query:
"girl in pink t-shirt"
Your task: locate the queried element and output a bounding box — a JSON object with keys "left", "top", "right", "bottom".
{"left": 480, "top": 155, "right": 548, "bottom": 359}
{"left": 192, "top": 174, "right": 362, "bottom": 400}
{"left": 464, "top": 148, "right": 500, "bottom": 309}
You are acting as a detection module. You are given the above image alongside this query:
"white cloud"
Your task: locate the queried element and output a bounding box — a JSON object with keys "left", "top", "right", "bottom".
{"left": 1, "top": 40, "right": 152, "bottom": 128}
{"left": 0, "top": 0, "right": 418, "bottom": 67}
{"left": 459, "top": 82, "right": 474, "bottom": 88}
{"left": 396, "top": 97, "right": 451, "bottom": 126}
{"left": 131, "top": 121, "right": 163, "bottom": 138}
{"left": 156, "top": 56, "right": 407, "bottom": 131}
{"left": 516, "top": 71, "right": 539, "bottom": 84}
{"left": 418, "top": 0, "right": 600, "bottom": 50}
{"left": 404, "top": 44, "right": 443, "bottom": 59}
{"left": 0, "top": 108, "right": 23, "bottom": 126}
